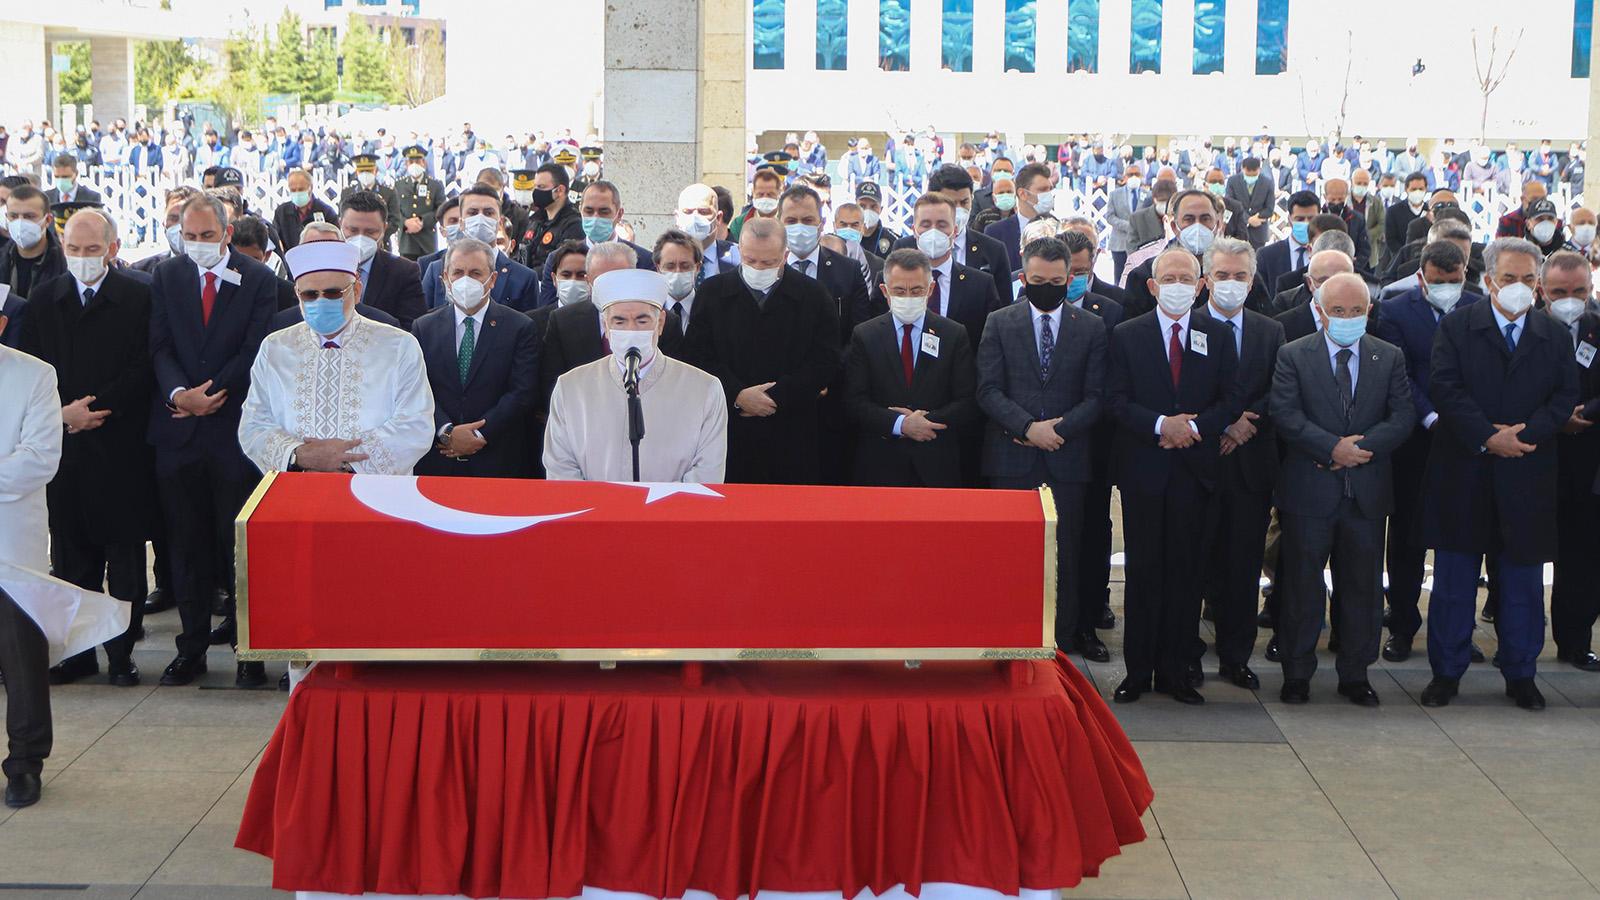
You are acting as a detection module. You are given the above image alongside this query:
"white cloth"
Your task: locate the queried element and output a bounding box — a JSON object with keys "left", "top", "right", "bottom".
{"left": 239, "top": 316, "right": 436, "bottom": 475}
{"left": 544, "top": 355, "right": 727, "bottom": 483}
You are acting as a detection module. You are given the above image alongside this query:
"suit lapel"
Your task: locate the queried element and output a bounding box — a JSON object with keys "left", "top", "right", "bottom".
{"left": 1304, "top": 333, "right": 1346, "bottom": 414}
{"left": 1351, "top": 336, "right": 1380, "bottom": 421}
{"left": 425, "top": 309, "right": 457, "bottom": 385}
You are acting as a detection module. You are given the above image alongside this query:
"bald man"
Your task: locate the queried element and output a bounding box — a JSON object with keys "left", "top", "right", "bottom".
{"left": 1274, "top": 249, "right": 1355, "bottom": 342}
{"left": 676, "top": 183, "right": 739, "bottom": 280}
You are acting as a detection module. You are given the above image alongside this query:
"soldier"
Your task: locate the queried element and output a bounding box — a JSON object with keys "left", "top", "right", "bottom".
{"left": 573, "top": 146, "right": 604, "bottom": 201}
{"left": 340, "top": 153, "right": 401, "bottom": 247}
{"left": 394, "top": 145, "right": 445, "bottom": 261}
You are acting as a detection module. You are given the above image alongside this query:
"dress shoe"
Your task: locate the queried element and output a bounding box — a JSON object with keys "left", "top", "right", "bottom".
{"left": 279, "top": 672, "right": 291, "bottom": 691}
{"left": 1076, "top": 633, "right": 1111, "bottom": 663}
{"left": 1218, "top": 663, "right": 1260, "bottom": 690}
{"left": 209, "top": 617, "right": 236, "bottom": 646}
{"left": 1381, "top": 635, "right": 1412, "bottom": 662}
{"left": 107, "top": 660, "right": 140, "bottom": 687}
{"left": 1280, "top": 678, "right": 1310, "bottom": 704}
{"left": 1327, "top": 633, "right": 1341, "bottom": 653}
{"left": 212, "top": 588, "right": 232, "bottom": 616}
{"left": 1491, "top": 652, "right": 1501, "bottom": 669}
{"left": 1264, "top": 636, "right": 1281, "bottom": 662}
{"left": 1420, "top": 677, "right": 1459, "bottom": 707}
{"left": 1469, "top": 643, "right": 1486, "bottom": 664}
{"left": 235, "top": 661, "right": 268, "bottom": 688}
{"left": 4, "top": 773, "right": 41, "bottom": 809}
{"left": 1506, "top": 678, "right": 1546, "bottom": 710}
{"left": 1557, "top": 650, "right": 1600, "bottom": 672}
{"left": 1337, "top": 681, "right": 1381, "bottom": 706}
{"left": 1256, "top": 608, "right": 1273, "bottom": 629}
{"left": 1201, "top": 602, "right": 1216, "bottom": 623}
{"left": 159, "top": 654, "right": 207, "bottom": 686}
{"left": 47, "top": 654, "right": 99, "bottom": 685}
{"left": 1155, "top": 681, "right": 1205, "bottom": 705}
{"left": 1113, "top": 676, "right": 1149, "bottom": 704}
{"left": 1185, "top": 660, "right": 1205, "bottom": 688}
{"left": 142, "top": 588, "right": 174, "bottom": 614}
{"left": 1480, "top": 608, "right": 1495, "bottom": 624}
{"left": 1096, "top": 607, "right": 1116, "bottom": 630}
{"left": 1382, "top": 606, "right": 1393, "bottom": 628}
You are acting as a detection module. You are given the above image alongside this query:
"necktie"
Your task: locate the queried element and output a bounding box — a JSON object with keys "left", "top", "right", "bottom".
{"left": 1168, "top": 322, "right": 1183, "bottom": 388}
{"left": 201, "top": 272, "right": 217, "bottom": 325}
{"left": 1227, "top": 318, "right": 1239, "bottom": 356}
{"left": 929, "top": 272, "right": 943, "bottom": 316}
{"left": 458, "top": 316, "right": 475, "bottom": 385}
{"left": 1295, "top": 247, "right": 1306, "bottom": 270}
{"left": 901, "top": 323, "right": 915, "bottom": 385}
{"left": 792, "top": 259, "right": 810, "bottom": 277}
{"left": 1335, "top": 348, "right": 1354, "bottom": 416}
{"left": 1504, "top": 322, "right": 1518, "bottom": 352}
{"left": 671, "top": 301, "right": 686, "bottom": 336}
{"left": 82, "top": 287, "right": 94, "bottom": 307}
{"left": 1039, "top": 313, "right": 1055, "bottom": 382}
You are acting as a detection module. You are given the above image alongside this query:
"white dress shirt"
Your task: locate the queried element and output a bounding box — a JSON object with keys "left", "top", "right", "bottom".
{"left": 786, "top": 247, "right": 822, "bottom": 278}
{"left": 1154, "top": 310, "right": 1201, "bottom": 438}
{"left": 1204, "top": 301, "right": 1244, "bottom": 357}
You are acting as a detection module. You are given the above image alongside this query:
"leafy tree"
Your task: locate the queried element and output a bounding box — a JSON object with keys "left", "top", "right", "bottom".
{"left": 135, "top": 40, "right": 206, "bottom": 109}
{"left": 57, "top": 42, "right": 92, "bottom": 107}
{"left": 306, "top": 29, "right": 338, "bottom": 105}
{"left": 390, "top": 26, "right": 446, "bottom": 106}
{"left": 340, "top": 14, "right": 393, "bottom": 100}
{"left": 264, "top": 9, "right": 310, "bottom": 96}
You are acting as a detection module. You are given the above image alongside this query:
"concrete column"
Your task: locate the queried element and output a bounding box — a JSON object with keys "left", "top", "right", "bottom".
{"left": 604, "top": 0, "right": 747, "bottom": 244}
{"left": 1587, "top": 0, "right": 1600, "bottom": 209}
{"left": 89, "top": 36, "right": 135, "bottom": 126}
{"left": 0, "top": 23, "right": 49, "bottom": 128}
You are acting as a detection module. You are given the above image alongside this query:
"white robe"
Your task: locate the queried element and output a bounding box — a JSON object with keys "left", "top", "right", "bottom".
{"left": 544, "top": 355, "right": 727, "bottom": 483}
{"left": 238, "top": 316, "right": 436, "bottom": 475}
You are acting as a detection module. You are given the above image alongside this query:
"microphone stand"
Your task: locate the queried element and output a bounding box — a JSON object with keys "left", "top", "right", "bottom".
{"left": 624, "top": 347, "right": 645, "bottom": 482}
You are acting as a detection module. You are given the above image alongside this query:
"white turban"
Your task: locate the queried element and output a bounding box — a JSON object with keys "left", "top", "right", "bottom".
{"left": 592, "top": 269, "right": 668, "bottom": 310}
{"left": 284, "top": 240, "right": 360, "bottom": 281}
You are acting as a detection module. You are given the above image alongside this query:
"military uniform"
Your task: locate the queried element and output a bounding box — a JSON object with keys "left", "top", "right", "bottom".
{"left": 394, "top": 145, "right": 445, "bottom": 261}
{"left": 854, "top": 181, "right": 901, "bottom": 258}
{"left": 340, "top": 154, "right": 402, "bottom": 246}
{"left": 571, "top": 146, "right": 604, "bottom": 204}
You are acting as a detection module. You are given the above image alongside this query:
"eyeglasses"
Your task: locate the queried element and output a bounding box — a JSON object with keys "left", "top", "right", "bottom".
{"left": 296, "top": 284, "right": 354, "bottom": 301}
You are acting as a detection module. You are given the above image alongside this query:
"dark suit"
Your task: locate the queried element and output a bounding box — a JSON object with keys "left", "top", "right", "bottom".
{"left": 978, "top": 300, "right": 1108, "bottom": 647}
{"left": 685, "top": 267, "right": 841, "bottom": 484}
{"left": 1553, "top": 312, "right": 1600, "bottom": 658}
{"left": 0, "top": 293, "right": 25, "bottom": 348}
{"left": 1127, "top": 206, "right": 1165, "bottom": 251}
{"left": 1257, "top": 239, "right": 1311, "bottom": 297}
{"left": 1384, "top": 200, "right": 1426, "bottom": 258}
{"left": 866, "top": 261, "right": 1003, "bottom": 349}
{"left": 843, "top": 312, "right": 977, "bottom": 487}
{"left": 271, "top": 198, "right": 339, "bottom": 252}
{"left": 1072, "top": 293, "right": 1123, "bottom": 628}
{"left": 360, "top": 250, "right": 427, "bottom": 330}
{"left": 422, "top": 250, "right": 539, "bottom": 313}
{"left": 1090, "top": 275, "right": 1129, "bottom": 308}
{"left": 16, "top": 269, "right": 154, "bottom": 672}
{"left": 535, "top": 239, "right": 655, "bottom": 307}
{"left": 412, "top": 301, "right": 539, "bottom": 478}
{"left": 1225, "top": 173, "right": 1275, "bottom": 247}
{"left": 43, "top": 185, "right": 104, "bottom": 206}
{"left": 1276, "top": 300, "right": 1320, "bottom": 343}
{"left": 983, "top": 215, "right": 1024, "bottom": 273}
{"left": 1270, "top": 332, "right": 1414, "bottom": 684}
{"left": 892, "top": 229, "right": 1011, "bottom": 282}
{"left": 1220, "top": 196, "right": 1251, "bottom": 242}
{"left": 793, "top": 248, "right": 872, "bottom": 485}
{"left": 1421, "top": 303, "right": 1577, "bottom": 682}
{"left": 146, "top": 250, "right": 277, "bottom": 660}
{"left": 1108, "top": 311, "right": 1243, "bottom": 688}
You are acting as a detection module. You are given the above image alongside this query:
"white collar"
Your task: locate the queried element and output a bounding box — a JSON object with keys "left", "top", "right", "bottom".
{"left": 1491, "top": 302, "right": 1523, "bottom": 334}
{"left": 1029, "top": 303, "right": 1060, "bottom": 326}
{"left": 193, "top": 249, "right": 231, "bottom": 280}
{"left": 453, "top": 301, "right": 489, "bottom": 327}
{"left": 73, "top": 272, "right": 106, "bottom": 301}
{"left": 1205, "top": 302, "right": 1243, "bottom": 326}
{"left": 1157, "top": 309, "right": 1192, "bottom": 333}
{"left": 931, "top": 254, "right": 953, "bottom": 282}
{"left": 786, "top": 246, "right": 821, "bottom": 270}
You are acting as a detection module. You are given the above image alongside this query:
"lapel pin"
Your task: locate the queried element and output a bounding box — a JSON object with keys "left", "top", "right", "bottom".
{"left": 958, "top": 272, "right": 966, "bottom": 281}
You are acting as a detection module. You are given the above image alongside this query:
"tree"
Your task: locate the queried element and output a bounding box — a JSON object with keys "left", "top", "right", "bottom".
{"left": 265, "top": 9, "right": 311, "bottom": 96}
{"left": 389, "top": 26, "right": 446, "bottom": 106}
{"left": 212, "top": 25, "right": 269, "bottom": 125}
{"left": 306, "top": 29, "right": 338, "bottom": 105}
{"left": 340, "top": 14, "right": 392, "bottom": 101}
{"left": 1471, "top": 26, "right": 1524, "bottom": 143}
{"left": 57, "top": 42, "right": 92, "bottom": 108}
{"left": 136, "top": 39, "right": 206, "bottom": 109}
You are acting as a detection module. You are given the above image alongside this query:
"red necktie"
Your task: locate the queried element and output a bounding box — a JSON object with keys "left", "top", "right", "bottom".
{"left": 201, "top": 272, "right": 218, "bottom": 325}
{"left": 901, "top": 323, "right": 915, "bottom": 385}
{"left": 928, "top": 272, "right": 942, "bottom": 316}
{"left": 1168, "top": 322, "right": 1183, "bottom": 389}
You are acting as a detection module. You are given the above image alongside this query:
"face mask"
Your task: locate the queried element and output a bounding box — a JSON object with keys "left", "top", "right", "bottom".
{"left": 1291, "top": 221, "right": 1310, "bottom": 244}
{"left": 532, "top": 187, "right": 556, "bottom": 207}
{"left": 1531, "top": 221, "right": 1558, "bottom": 244}
{"left": 186, "top": 240, "right": 225, "bottom": 269}
{"left": 677, "top": 212, "right": 714, "bottom": 241}
{"left": 1424, "top": 281, "right": 1464, "bottom": 312}
{"left": 1380, "top": 186, "right": 1400, "bottom": 203}
{"left": 889, "top": 295, "right": 928, "bottom": 325}
{"left": 916, "top": 228, "right": 953, "bottom": 259}
{"left": 992, "top": 170, "right": 1014, "bottom": 184}
{"left": 66, "top": 253, "right": 107, "bottom": 285}
{"left": 443, "top": 223, "right": 463, "bottom": 243}
{"left": 1352, "top": 184, "right": 1369, "bottom": 199}
{"left": 1157, "top": 283, "right": 1197, "bottom": 316}
{"left": 1211, "top": 279, "right": 1249, "bottom": 311}
{"left": 165, "top": 223, "right": 184, "bottom": 255}
{"left": 55, "top": 177, "right": 75, "bottom": 195}
{"left": 462, "top": 214, "right": 498, "bottom": 244}
{"left": 1207, "top": 183, "right": 1225, "bottom": 196}
{"left": 290, "top": 191, "right": 311, "bottom": 207}
{"left": 407, "top": 163, "right": 426, "bottom": 178}
{"left": 751, "top": 197, "right": 779, "bottom": 216}
{"left": 583, "top": 161, "right": 601, "bottom": 178}
{"left": 555, "top": 278, "right": 590, "bottom": 307}
{"left": 357, "top": 171, "right": 376, "bottom": 188}
{"left": 1325, "top": 313, "right": 1367, "bottom": 346}
{"left": 347, "top": 234, "right": 378, "bottom": 263}
{"left": 741, "top": 264, "right": 779, "bottom": 292}
{"left": 1179, "top": 222, "right": 1216, "bottom": 256}
{"left": 1495, "top": 282, "right": 1535, "bottom": 317}
{"left": 448, "top": 275, "right": 488, "bottom": 311}
{"left": 6, "top": 218, "right": 43, "bottom": 248}
{"left": 1029, "top": 189, "right": 1056, "bottom": 216}
{"left": 954, "top": 207, "right": 971, "bottom": 233}
{"left": 301, "top": 298, "right": 349, "bottom": 336}
{"left": 835, "top": 227, "right": 862, "bottom": 244}
{"left": 1025, "top": 281, "right": 1069, "bottom": 312}
{"left": 664, "top": 270, "right": 696, "bottom": 300}
{"left": 608, "top": 326, "right": 655, "bottom": 366}
{"left": 1067, "top": 273, "right": 1090, "bottom": 301}
{"left": 1325, "top": 202, "right": 1347, "bottom": 215}
{"left": 1408, "top": 189, "right": 1427, "bottom": 205}
{"left": 581, "top": 216, "right": 616, "bottom": 244}
{"left": 1551, "top": 296, "right": 1587, "bottom": 325}
{"left": 507, "top": 188, "right": 532, "bottom": 206}
{"left": 994, "top": 192, "right": 1018, "bottom": 212}
{"left": 785, "top": 222, "right": 820, "bottom": 256}
{"left": 1244, "top": 174, "right": 1259, "bottom": 187}
{"left": 1573, "top": 224, "right": 1598, "bottom": 246}
{"left": 861, "top": 209, "right": 881, "bottom": 231}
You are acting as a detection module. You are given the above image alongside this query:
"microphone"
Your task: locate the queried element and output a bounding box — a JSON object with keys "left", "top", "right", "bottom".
{"left": 623, "top": 346, "right": 642, "bottom": 394}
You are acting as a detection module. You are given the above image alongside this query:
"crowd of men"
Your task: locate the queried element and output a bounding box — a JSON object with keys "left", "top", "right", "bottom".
{"left": 1, "top": 124, "right": 1598, "bottom": 812}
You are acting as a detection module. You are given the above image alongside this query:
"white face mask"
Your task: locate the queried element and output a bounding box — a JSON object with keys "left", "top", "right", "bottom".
{"left": 347, "top": 234, "right": 378, "bottom": 263}
{"left": 1573, "top": 224, "right": 1598, "bottom": 246}
{"left": 1408, "top": 189, "right": 1427, "bottom": 206}
{"left": 1210, "top": 279, "right": 1249, "bottom": 311}
{"left": 357, "top": 171, "right": 376, "bottom": 188}
{"left": 889, "top": 295, "right": 927, "bottom": 325}
{"left": 1495, "top": 282, "right": 1535, "bottom": 317}
{"left": 916, "top": 227, "right": 953, "bottom": 259}
{"left": 462, "top": 214, "right": 499, "bottom": 245}
{"left": 664, "top": 270, "right": 696, "bottom": 300}
{"left": 1550, "top": 296, "right": 1587, "bottom": 325}
{"left": 861, "top": 208, "right": 881, "bottom": 231}
{"left": 1179, "top": 223, "right": 1215, "bottom": 256}
{"left": 555, "top": 278, "right": 590, "bottom": 307}
{"left": 1157, "top": 282, "right": 1197, "bottom": 316}
{"left": 186, "top": 241, "right": 226, "bottom": 269}
{"left": 608, "top": 326, "right": 655, "bottom": 367}
{"left": 6, "top": 218, "right": 43, "bottom": 248}
{"left": 742, "top": 264, "right": 780, "bottom": 292}
{"left": 751, "top": 197, "right": 779, "bottom": 216}
{"left": 677, "top": 212, "right": 714, "bottom": 241}
{"left": 1531, "top": 221, "right": 1558, "bottom": 244}
{"left": 66, "top": 253, "right": 107, "bottom": 286}
{"left": 785, "top": 223, "right": 820, "bottom": 257}
{"left": 407, "top": 163, "right": 426, "bottom": 178}
{"left": 165, "top": 223, "right": 184, "bottom": 255}
{"left": 448, "top": 275, "right": 488, "bottom": 311}
{"left": 954, "top": 207, "right": 971, "bottom": 233}
{"left": 1029, "top": 189, "right": 1056, "bottom": 216}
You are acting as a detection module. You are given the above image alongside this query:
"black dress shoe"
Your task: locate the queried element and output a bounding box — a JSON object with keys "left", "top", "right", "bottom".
{"left": 107, "top": 660, "right": 140, "bottom": 687}
{"left": 209, "top": 617, "right": 237, "bottom": 646}
{"left": 1218, "top": 663, "right": 1260, "bottom": 689}
{"left": 212, "top": 588, "right": 232, "bottom": 616}
{"left": 1420, "top": 677, "right": 1459, "bottom": 707}
{"left": 1557, "top": 650, "right": 1600, "bottom": 672}
{"left": 47, "top": 654, "right": 99, "bottom": 685}
{"left": 1382, "top": 607, "right": 1393, "bottom": 628}
{"left": 142, "top": 588, "right": 174, "bottom": 614}
{"left": 1506, "top": 678, "right": 1546, "bottom": 710}
{"left": 1156, "top": 681, "right": 1205, "bottom": 705}
{"left": 1327, "top": 633, "right": 1341, "bottom": 653}
{"left": 1076, "top": 633, "right": 1111, "bottom": 663}
{"left": 4, "top": 773, "right": 41, "bottom": 809}
{"left": 1185, "top": 660, "right": 1205, "bottom": 688}
{"left": 1201, "top": 602, "right": 1216, "bottom": 623}
{"left": 1256, "top": 608, "right": 1273, "bottom": 629}
{"left": 159, "top": 654, "right": 207, "bottom": 686}
{"left": 1280, "top": 678, "right": 1311, "bottom": 704}
{"left": 1382, "top": 635, "right": 1412, "bottom": 662}
{"left": 1480, "top": 608, "right": 1496, "bottom": 624}
{"left": 1469, "top": 643, "right": 1486, "bottom": 664}
{"left": 1264, "top": 636, "right": 1281, "bottom": 662}
{"left": 1113, "top": 676, "right": 1149, "bottom": 704}
{"left": 235, "top": 661, "right": 267, "bottom": 688}
{"left": 1096, "top": 607, "right": 1116, "bottom": 630}
{"left": 1337, "top": 681, "right": 1381, "bottom": 706}
{"left": 1491, "top": 652, "right": 1501, "bottom": 669}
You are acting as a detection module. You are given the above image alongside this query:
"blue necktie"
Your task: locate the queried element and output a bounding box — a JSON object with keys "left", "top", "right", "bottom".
{"left": 1504, "top": 322, "right": 1518, "bottom": 352}
{"left": 1039, "top": 314, "right": 1055, "bottom": 382}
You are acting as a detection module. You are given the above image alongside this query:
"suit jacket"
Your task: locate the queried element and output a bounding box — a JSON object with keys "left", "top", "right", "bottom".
{"left": 1420, "top": 303, "right": 1578, "bottom": 563}
{"left": 535, "top": 238, "right": 655, "bottom": 307}
{"left": 892, "top": 229, "right": 1010, "bottom": 282}
{"left": 983, "top": 215, "right": 1025, "bottom": 272}
{"left": 867, "top": 261, "right": 1003, "bottom": 348}
{"left": 1270, "top": 332, "right": 1414, "bottom": 518}
{"left": 843, "top": 312, "right": 978, "bottom": 487}
{"left": 539, "top": 299, "right": 684, "bottom": 409}
{"left": 1090, "top": 275, "right": 1129, "bottom": 307}
{"left": 1104, "top": 185, "right": 1149, "bottom": 252}
{"left": 1371, "top": 286, "right": 1482, "bottom": 426}
{"left": 361, "top": 250, "right": 427, "bottom": 330}
{"left": 1107, "top": 311, "right": 1244, "bottom": 494}
{"left": 271, "top": 198, "right": 339, "bottom": 252}
{"left": 1220, "top": 196, "right": 1251, "bottom": 242}
{"left": 0, "top": 293, "right": 24, "bottom": 348}
{"left": 268, "top": 274, "right": 299, "bottom": 312}
{"left": 798, "top": 247, "right": 871, "bottom": 344}
{"left": 145, "top": 249, "right": 277, "bottom": 464}
{"left": 976, "top": 301, "right": 1107, "bottom": 483}
{"left": 132, "top": 250, "right": 175, "bottom": 275}
{"left": 1122, "top": 247, "right": 1273, "bottom": 319}
{"left": 1225, "top": 173, "right": 1275, "bottom": 247}
{"left": 0, "top": 232, "right": 68, "bottom": 300}
{"left": 412, "top": 301, "right": 539, "bottom": 478}
{"left": 1077, "top": 292, "right": 1124, "bottom": 328}
{"left": 1384, "top": 200, "right": 1425, "bottom": 257}
{"left": 1127, "top": 205, "right": 1165, "bottom": 250}
{"left": 1257, "top": 239, "right": 1308, "bottom": 296}
{"left": 43, "top": 185, "right": 104, "bottom": 206}
{"left": 422, "top": 250, "right": 539, "bottom": 313}
{"left": 270, "top": 302, "right": 399, "bottom": 332}
{"left": 1205, "top": 307, "right": 1285, "bottom": 494}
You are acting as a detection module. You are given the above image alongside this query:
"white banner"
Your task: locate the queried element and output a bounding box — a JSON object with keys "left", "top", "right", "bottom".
{"left": 0, "top": 561, "right": 130, "bottom": 666}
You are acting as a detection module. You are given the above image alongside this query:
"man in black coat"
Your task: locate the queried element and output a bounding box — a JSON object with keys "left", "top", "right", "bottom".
{"left": 0, "top": 185, "right": 68, "bottom": 301}
{"left": 977, "top": 237, "right": 1108, "bottom": 656}
{"left": 412, "top": 238, "right": 539, "bottom": 478}
{"left": 15, "top": 211, "right": 153, "bottom": 687}
{"left": 685, "top": 218, "right": 840, "bottom": 484}
{"left": 1108, "top": 247, "right": 1243, "bottom": 704}
{"left": 270, "top": 169, "right": 337, "bottom": 253}
{"left": 146, "top": 195, "right": 278, "bottom": 688}
{"left": 339, "top": 190, "right": 427, "bottom": 330}
{"left": 843, "top": 248, "right": 977, "bottom": 488}
{"left": 1419, "top": 238, "right": 1578, "bottom": 710}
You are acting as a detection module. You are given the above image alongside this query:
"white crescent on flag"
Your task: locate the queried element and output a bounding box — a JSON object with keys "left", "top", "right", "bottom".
{"left": 350, "top": 475, "right": 591, "bottom": 536}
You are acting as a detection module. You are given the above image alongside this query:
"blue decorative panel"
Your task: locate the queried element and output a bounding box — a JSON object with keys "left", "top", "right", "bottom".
{"left": 942, "top": 0, "right": 973, "bottom": 72}
{"left": 817, "top": 0, "right": 848, "bottom": 69}
{"left": 1067, "top": 0, "right": 1099, "bottom": 73}
{"left": 754, "top": 0, "right": 785, "bottom": 69}
{"left": 1004, "top": 0, "right": 1036, "bottom": 73}
{"left": 1129, "top": 0, "right": 1162, "bottom": 74}
{"left": 1575, "top": 0, "right": 1592, "bottom": 78}
{"left": 880, "top": 0, "right": 912, "bottom": 71}
{"left": 1255, "top": 0, "right": 1288, "bottom": 75}
{"left": 1193, "top": 0, "right": 1224, "bottom": 74}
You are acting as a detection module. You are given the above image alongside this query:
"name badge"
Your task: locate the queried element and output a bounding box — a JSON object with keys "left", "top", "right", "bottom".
{"left": 418, "top": 185, "right": 430, "bottom": 199}
{"left": 1579, "top": 341, "right": 1597, "bottom": 369}
{"left": 312, "top": 212, "right": 325, "bottom": 224}
{"left": 217, "top": 267, "right": 243, "bottom": 286}
{"left": 921, "top": 332, "right": 940, "bottom": 358}
{"left": 1190, "top": 330, "right": 1208, "bottom": 356}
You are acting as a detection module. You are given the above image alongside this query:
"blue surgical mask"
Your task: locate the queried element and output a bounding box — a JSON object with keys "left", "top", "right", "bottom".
{"left": 581, "top": 215, "right": 615, "bottom": 243}
{"left": 290, "top": 190, "right": 311, "bottom": 207}
{"left": 1291, "top": 220, "right": 1310, "bottom": 244}
{"left": 1243, "top": 174, "right": 1259, "bottom": 187}
{"left": 995, "top": 192, "right": 1017, "bottom": 212}
{"left": 301, "top": 298, "right": 349, "bottom": 336}
{"left": 785, "top": 222, "right": 820, "bottom": 256}
{"left": 835, "top": 227, "right": 862, "bottom": 244}
{"left": 1325, "top": 312, "right": 1367, "bottom": 346}
{"left": 1067, "top": 273, "right": 1089, "bottom": 301}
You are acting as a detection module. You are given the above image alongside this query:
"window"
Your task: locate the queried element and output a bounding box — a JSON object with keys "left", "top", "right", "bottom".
{"left": 1255, "top": 0, "right": 1288, "bottom": 75}
{"left": 1129, "top": 0, "right": 1162, "bottom": 74}
{"left": 880, "top": 0, "right": 911, "bottom": 71}
{"left": 942, "top": 0, "right": 973, "bottom": 72}
{"left": 1067, "top": 0, "right": 1098, "bottom": 72}
{"left": 817, "top": 0, "right": 848, "bottom": 69}
{"left": 324, "top": 0, "right": 343, "bottom": 7}
{"left": 1002, "top": 0, "right": 1035, "bottom": 73}
{"left": 754, "top": 0, "right": 785, "bottom": 69}
{"left": 1193, "top": 0, "right": 1224, "bottom": 74}
{"left": 1575, "top": 0, "right": 1593, "bottom": 78}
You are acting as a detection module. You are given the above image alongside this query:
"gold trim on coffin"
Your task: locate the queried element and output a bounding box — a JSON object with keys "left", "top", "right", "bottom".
{"left": 235, "top": 480, "right": 1057, "bottom": 663}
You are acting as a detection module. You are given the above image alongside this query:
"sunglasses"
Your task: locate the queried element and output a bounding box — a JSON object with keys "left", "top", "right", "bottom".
{"left": 296, "top": 284, "right": 354, "bottom": 302}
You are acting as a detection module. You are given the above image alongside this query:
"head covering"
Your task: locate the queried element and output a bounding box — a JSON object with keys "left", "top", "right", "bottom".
{"left": 580, "top": 146, "right": 604, "bottom": 162}
{"left": 285, "top": 240, "right": 360, "bottom": 281}
{"left": 759, "top": 150, "right": 794, "bottom": 175}
{"left": 511, "top": 169, "right": 536, "bottom": 190}
{"left": 403, "top": 145, "right": 428, "bottom": 160}
{"left": 212, "top": 167, "right": 244, "bottom": 188}
{"left": 1527, "top": 198, "right": 1559, "bottom": 221}
{"left": 593, "top": 269, "right": 668, "bottom": 310}
{"left": 552, "top": 147, "right": 578, "bottom": 165}
{"left": 856, "top": 181, "right": 883, "bottom": 203}
{"left": 352, "top": 153, "right": 379, "bottom": 170}
{"left": 52, "top": 199, "right": 103, "bottom": 231}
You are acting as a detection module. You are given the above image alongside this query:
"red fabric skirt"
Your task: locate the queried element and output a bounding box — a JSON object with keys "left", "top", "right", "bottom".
{"left": 236, "top": 655, "right": 1152, "bottom": 899}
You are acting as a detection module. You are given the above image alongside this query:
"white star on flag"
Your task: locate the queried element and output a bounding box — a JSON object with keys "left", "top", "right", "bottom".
{"left": 610, "top": 482, "right": 725, "bottom": 504}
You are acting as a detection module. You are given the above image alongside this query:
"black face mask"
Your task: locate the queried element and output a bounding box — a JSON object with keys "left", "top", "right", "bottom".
{"left": 1325, "top": 202, "right": 1346, "bottom": 215}
{"left": 1025, "top": 282, "right": 1069, "bottom": 312}
{"left": 531, "top": 187, "right": 556, "bottom": 207}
